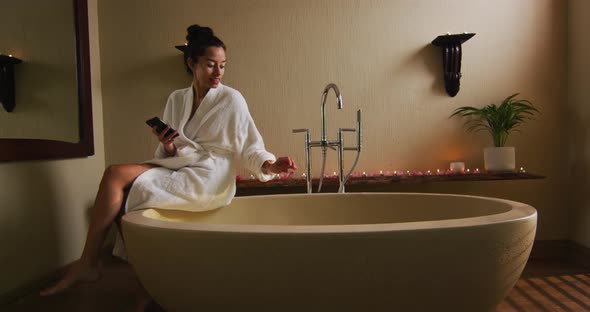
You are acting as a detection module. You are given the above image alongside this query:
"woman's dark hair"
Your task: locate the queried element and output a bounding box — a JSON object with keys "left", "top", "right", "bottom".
{"left": 183, "top": 24, "right": 225, "bottom": 73}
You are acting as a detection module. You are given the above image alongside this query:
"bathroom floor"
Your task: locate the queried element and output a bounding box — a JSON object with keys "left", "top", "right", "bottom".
{"left": 497, "top": 260, "right": 590, "bottom": 312}
{"left": 3, "top": 256, "right": 590, "bottom": 312}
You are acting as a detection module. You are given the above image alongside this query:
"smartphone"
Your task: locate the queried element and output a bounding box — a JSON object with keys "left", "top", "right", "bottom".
{"left": 145, "top": 117, "right": 179, "bottom": 138}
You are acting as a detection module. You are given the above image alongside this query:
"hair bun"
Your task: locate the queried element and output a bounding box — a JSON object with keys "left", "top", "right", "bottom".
{"left": 181, "top": 24, "right": 225, "bottom": 74}
{"left": 186, "top": 24, "right": 214, "bottom": 43}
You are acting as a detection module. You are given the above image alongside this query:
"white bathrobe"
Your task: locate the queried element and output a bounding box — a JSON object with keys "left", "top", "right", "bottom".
{"left": 114, "top": 84, "right": 276, "bottom": 258}
{"left": 125, "top": 83, "right": 277, "bottom": 213}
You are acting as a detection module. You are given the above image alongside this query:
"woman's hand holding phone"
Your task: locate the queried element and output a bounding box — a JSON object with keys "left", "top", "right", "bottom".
{"left": 146, "top": 117, "right": 179, "bottom": 156}
{"left": 153, "top": 126, "right": 178, "bottom": 156}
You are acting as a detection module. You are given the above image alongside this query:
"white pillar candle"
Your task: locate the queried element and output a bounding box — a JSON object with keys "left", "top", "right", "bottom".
{"left": 450, "top": 162, "right": 465, "bottom": 173}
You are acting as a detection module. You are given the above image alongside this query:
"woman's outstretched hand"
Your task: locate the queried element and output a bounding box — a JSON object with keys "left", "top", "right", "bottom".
{"left": 263, "top": 157, "right": 297, "bottom": 174}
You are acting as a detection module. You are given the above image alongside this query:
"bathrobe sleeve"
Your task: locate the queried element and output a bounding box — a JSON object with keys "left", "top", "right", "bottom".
{"left": 229, "top": 92, "right": 277, "bottom": 182}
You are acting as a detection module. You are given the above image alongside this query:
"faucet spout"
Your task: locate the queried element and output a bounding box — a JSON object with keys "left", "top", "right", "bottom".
{"left": 293, "top": 83, "right": 360, "bottom": 194}
{"left": 320, "top": 83, "right": 343, "bottom": 142}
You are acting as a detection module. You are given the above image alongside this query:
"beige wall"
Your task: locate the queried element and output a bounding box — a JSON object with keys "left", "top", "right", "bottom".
{"left": 0, "top": 0, "right": 105, "bottom": 297}
{"left": 1, "top": 0, "right": 586, "bottom": 298}
{"left": 568, "top": 0, "right": 590, "bottom": 248}
{"left": 99, "top": 0, "right": 569, "bottom": 240}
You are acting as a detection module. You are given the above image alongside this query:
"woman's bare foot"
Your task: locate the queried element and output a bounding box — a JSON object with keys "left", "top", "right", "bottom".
{"left": 127, "top": 284, "right": 165, "bottom": 312}
{"left": 128, "top": 298, "right": 166, "bottom": 312}
{"left": 39, "top": 259, "right": 101, "bottom": 296}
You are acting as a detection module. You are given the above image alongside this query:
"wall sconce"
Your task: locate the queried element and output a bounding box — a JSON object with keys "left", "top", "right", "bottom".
{"left": 0, "top": 54, "right": 23, "bottom": 112}
{"left": 431, "top": 33, "right": 475, "bottom": 97}
{"left": 175, "top": 43, "right": 188, "bottom": 53}
{"left": 175, "top": 43, "right": 189, "bottom": 68}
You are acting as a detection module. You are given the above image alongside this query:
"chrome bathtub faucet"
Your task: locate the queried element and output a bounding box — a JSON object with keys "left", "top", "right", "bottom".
{"left": 293, "top": 83, "right": 362, "bottom": 194}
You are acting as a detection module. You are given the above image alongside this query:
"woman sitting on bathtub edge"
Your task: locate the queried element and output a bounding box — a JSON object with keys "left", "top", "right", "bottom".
{"left": 41, "top": 24, "right": 297, "bottom": 296}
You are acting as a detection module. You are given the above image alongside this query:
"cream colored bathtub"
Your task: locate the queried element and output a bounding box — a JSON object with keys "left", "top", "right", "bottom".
{"left": 122, "top": 192, "right": 537, "bottom": 312}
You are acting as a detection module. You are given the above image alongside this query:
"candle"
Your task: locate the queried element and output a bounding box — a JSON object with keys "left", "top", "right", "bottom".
{"left": 450, "top": 162, "right": 465, "bottom": 173}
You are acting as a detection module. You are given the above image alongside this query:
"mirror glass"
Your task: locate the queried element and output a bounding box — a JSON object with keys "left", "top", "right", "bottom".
{"left": 0, "top": 0, "right": 78, "bottom": 142}
{"left": 0, "top": 0, "right": 93, "bottom": 161}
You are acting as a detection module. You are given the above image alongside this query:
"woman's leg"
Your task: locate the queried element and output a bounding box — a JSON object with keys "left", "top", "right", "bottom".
{"left": 40, "top": 163, "right": 155, "bottom": 296}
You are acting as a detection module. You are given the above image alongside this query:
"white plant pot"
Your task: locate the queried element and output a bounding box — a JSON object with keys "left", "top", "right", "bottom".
{"left": 484, "top": 147, "right": 515, "bottom": 172}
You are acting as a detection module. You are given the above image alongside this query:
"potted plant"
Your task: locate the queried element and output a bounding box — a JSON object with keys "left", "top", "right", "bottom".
{"left": 450, "top": 93, "right": 539, "bottom": 172}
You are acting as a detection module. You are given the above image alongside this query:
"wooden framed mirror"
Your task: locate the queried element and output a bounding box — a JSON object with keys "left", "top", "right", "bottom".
{"left": 0, "top": 0, "right": 93, "bottom": 162}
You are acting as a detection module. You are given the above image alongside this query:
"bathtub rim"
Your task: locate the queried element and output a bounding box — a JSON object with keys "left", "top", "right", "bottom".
{"left": 121, "top": 192, "right": 537, "bottom": 234}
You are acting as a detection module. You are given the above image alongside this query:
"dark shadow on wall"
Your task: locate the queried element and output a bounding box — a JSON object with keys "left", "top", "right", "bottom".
{"left": 102, "top": 54, "right": 190, "bottom": 166}
{"left": 0, "top": 163, "right": 99, "bottom": 306}
{"left": 423, "top": 43, "right": 447, "bottom": 96}
{"left": 0, "top": 163, "right": 61, "bottom": 304}
{"left": 396, "top": 43, "right": 447, "bottom": 97}
{"left": 567, "top": 108, "right": 590, "bottom": 242}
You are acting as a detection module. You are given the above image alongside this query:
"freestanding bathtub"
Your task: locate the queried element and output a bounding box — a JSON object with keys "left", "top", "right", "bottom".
{"left": 122, "top": 192, "right": 537, "bottom": 312}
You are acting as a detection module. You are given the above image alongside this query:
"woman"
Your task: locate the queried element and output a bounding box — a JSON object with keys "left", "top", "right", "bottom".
{"left": 41, "top": 24, "right": 296, "bottom": 296}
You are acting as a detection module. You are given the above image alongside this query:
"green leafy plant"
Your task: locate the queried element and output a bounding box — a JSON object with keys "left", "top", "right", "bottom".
{"left": 450, "top": 93, "right": 539, "bottom": 147}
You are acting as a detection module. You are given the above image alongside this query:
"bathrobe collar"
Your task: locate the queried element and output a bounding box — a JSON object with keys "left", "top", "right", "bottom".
{"left": 181, "top": 84, "right": 224, "bottom": 135}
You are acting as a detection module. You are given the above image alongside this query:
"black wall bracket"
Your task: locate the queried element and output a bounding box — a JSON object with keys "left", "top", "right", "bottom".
{"left": 431, "top": 33, "right": 475, "bottom": 97}
{"left": 0, "top": 54, "right": 23, "bottom": 112}
{"left": 175, "top": 44, "right": 187, "bottom": 53}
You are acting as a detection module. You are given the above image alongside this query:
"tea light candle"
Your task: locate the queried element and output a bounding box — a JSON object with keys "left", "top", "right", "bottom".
{"left": 450, "top": 162, "right": 465, "bottom": 173}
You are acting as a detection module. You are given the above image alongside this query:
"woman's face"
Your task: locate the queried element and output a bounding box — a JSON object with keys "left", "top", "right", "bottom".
{"left": 189, "top": 46, "right": 226, "bottom": 90}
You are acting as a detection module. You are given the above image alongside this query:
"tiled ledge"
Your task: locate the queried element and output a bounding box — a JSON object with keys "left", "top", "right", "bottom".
{"left": 236, "top": 172, "right": 545, "bottom": 196}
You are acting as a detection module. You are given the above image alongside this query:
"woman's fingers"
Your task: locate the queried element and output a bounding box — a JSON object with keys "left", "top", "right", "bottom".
{"left": 158, "top": 127, "right": 170, "bottom": 141}
{"left": 163, "top": 130, "right": 178, "bottom": 143}
{"left": 274, "top": 157, "right": 297, "bottom": 173}
{"left": 285, "top": 157, "right": 297, "bottom": 170}
{"left": 152, "top": 126, "right": 178, "bottom": 144}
